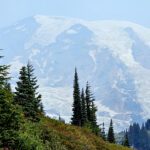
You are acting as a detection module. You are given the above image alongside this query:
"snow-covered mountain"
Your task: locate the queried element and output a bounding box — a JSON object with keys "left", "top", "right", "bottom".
{"left": 1, "top": 15, "right": 150, "bottom": 130}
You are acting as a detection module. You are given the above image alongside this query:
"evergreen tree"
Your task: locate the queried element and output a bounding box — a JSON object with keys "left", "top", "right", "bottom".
{"left": 81, "top": 88, "right": 87, "bottom": 126}
{"left": 4, "top": 82, "right": 12, "bottom": 93}
{"left": 0, "top": 54, "right": 23, "bottom": 149}
{"left": 71, "top": 68, "right": 82, "bottom": 126}
{"left": 0, "top": 57, "right": 9, "bottom": 87}
{"left": 140, "top": 124, "right": 149, "bottom": 150}
{"left": 130, "top": 123, "right": 140, "bottom": 148}
{"left": 145, "top": 119, "right": 150, "bottom": 130}
{"left": 71, "top": 70, "right": 98, "bottom": 133}
{"left": 90, "top": 100, "right": 99, "bottom": 134}
{"left": 90, "top": 99, "right": 97, "bottom": 127}
{"left": 85, "top": 82, "right": 92, "bottom": 122}
{"left": 26, "top": 62, "right": 44, "bottom": 115}
{"left": 127, "top": 121, "right": 150, "bottom": 150}
{"left": 85, "top": 82, "right": 99, "bottom": 134}
{"left": 107, "top": 119, "right": 115, "bottom": 143}
{"left": 122, "top": 131, "right": 130, "bottom": 147}
{"left": 15, "top": 66, "right": 28, "bottom": 106}
{"left": 101, "top": 122, "right": 106, "bottom": 141}
{"left": 15, "top": 62, "right": 43, "bottom": 121}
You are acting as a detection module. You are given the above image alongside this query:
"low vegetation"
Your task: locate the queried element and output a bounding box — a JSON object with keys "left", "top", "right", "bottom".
{"left": 16, "top": 117, "right": 131, "bottom": 150}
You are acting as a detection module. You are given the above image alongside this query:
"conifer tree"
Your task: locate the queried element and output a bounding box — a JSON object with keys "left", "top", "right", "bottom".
{"left": 0, "top": 54, "right": 23, "bottom": 149}
{"left": 107, "top": 119, "right": 115, "bottom": 143}
{"left": 145, "top": 119, "right": 150, "bottom": 130}
{"left": 90, "top": 99, "right": 97, "bottom": 127}
{"left": 26, "top": 62, "right": 44, "bottom": 115}
{"left": 85, "top": 82, "right": 92, "bottom": 122}
{"left": 71, "top": 70, "right": 98, "bottom": 133}
{"left": 15, "top": 62, "right": 43, "bottom": 121}
{"left": 81, "top": 88, "right": 87, "bottom": 126}
{"left": 0, "top": 56, "right": 9, "bottom": 87}
{"left": 90, "top": 100, "right": 99, "bottom": 134}
{"left": 122, "top": 131, "right": 130, "bottom": 147}
{"left": 128, "top": 121, "right": 150, "bottom": 150}
{"left": 71, "top": 68, "right": 82, "bottom": 126}
{"left": 85, "top": 82, "right": 97, "bottom": 124}
{"left": 15, "top": 66, "right": 28, "bottom": 106}
{"left": 101, "top": 122, "right": 106, "bottom": 140}
{"left": 85, "top": 82, "right": 99, "bottom": 134}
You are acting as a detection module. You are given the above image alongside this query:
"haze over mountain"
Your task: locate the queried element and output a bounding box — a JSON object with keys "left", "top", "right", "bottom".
{"left": 1, "top": 15, "right": 150, "bottom": 130}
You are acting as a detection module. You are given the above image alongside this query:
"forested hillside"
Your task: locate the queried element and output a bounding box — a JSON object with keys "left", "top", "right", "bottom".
{"left": 0, "top": 53, "right": 131, "bottom": 149}
{"left": 127, "top": 119, "right": 150, "bottom": 150}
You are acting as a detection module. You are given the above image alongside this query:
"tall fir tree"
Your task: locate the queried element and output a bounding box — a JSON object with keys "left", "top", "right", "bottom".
{"left": 85, "top": 82, "right": 92, "bottom": 122}
{"left": 26, "top": 62, "right": 44, "bottom": 115}
{"left": 0, "top": 54, "right": 23, "bottom": 149}
{"left": 15, "top": 66, "right": 29, "bottom": 106}
{"left": 90, "top": 99, "right": 97, "bottom": 127}
{"left": 81, "top": 88, "right": 87, "bottom": 126}
{"left": 107, "top": 119, "right": 115, "bottom": 143}
{"left": 71, "top": 70, "right": 99, "bottom": 133}
{"left": 85, "top": 82, "right": 99, "bottom": 134}
{"left": 71, "top": 68, "right": 82, "bottom": 126}
{"left": 15, "top": 62, "right": 43, "bottom": 121}
{"left": 90, "top": 99, "right": 99, "bottom": 134}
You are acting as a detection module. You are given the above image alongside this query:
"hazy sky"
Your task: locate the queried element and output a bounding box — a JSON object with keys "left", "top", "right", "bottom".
{"left": 0, "top": 0, "right": 149, "bottom": 28}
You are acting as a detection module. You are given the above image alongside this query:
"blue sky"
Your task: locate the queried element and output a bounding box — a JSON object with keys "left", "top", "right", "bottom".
{"left": 0, "top": 0, "right": 149, "bottom": 28}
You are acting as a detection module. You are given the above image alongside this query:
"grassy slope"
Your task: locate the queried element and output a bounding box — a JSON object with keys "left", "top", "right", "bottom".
{"left": 31, "top": 117, "right": 131, "bottom": 150}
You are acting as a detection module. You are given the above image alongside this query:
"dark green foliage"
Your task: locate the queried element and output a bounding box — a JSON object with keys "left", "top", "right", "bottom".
{"left": 107, "top": 119, "right": 115, "bottom": 143}
{"left": 90, "top": 100, "right": 98, "bottom": 128}
{"left": 0, "top": 53, "right": 131, "bottom": 150}
{"left": 85, "top": 82, "right": 92, "bottom": 122}
{"left": 15, "top": 66, "right": 29, "bottom": 107}
{"left": 0, "top": 61, "right": 10, "bottom": 87}
{"left": 4, "top": 82, "right": 12, "bottom": 93}
{"left": 0, "top": 54, "right": 23, "bottom": 149}
{"left": 26, "top": 62, "right": 44, "bottom": 117}
{"left": 16, "top": 120, "right": 67, "bottom": 150}
{"left": 85, "top": 82, "right": 99, "bottom": 134}
{"left": 145, "top": 119, "right": 150, "bottom": 130}
{"left": 128, "top": 123, "right": 140, "bottom": 148}
{"left": 101, "top": 122, "right": 106, "bottom": 141}
{"left": 71, "top": 68, "right": 82, "bottom": 126}
{"left": 15, "top": 62, "right": 43, "bottom": 122}
{"left": 128, "top": 120, "right": 150, "bottom": 150}
{"left": 81, "top": 88, "right": 87, "bottom": 126}
{"left": 71, "top": 70, "right": 99, "bottom": 135}
{"left": 122, "top": 132, "right": 130, "bottom": 147}
{"left": 0, "top": 89, "right": 23, "bottom": 149}
{"left": 16, "top": 117, "right": 130, "bottom": 150}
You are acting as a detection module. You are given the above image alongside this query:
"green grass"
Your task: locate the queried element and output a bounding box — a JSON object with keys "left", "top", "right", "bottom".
{"left": 21, "top": 116, "right": 131, "bottom": 150}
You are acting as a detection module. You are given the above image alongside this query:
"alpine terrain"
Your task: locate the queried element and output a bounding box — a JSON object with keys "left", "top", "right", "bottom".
{"left": 1, "top": 15, "right": 150, "bottom": 130}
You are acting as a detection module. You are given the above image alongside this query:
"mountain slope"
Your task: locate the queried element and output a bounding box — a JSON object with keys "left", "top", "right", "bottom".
{"left": 22, "top": 117, "right": 131, "bottom": 150}
{"left": 1, "top": 15, "right": 150, "bottom": 130}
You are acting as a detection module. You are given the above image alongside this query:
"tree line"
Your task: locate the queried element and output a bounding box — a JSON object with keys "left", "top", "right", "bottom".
{"left": 71, "top": 68, "right": 99, "bottom": 134}
{"left": 70, "top": 69, "right": 129, "bottom": 147}
{"left": 0, "top": 54, "right": 44, "bottom": 149}
{"left": 127, "top": 119, "right": 150, "bottom": 150}
{"left": 0, "top": 52, "right": 130, "bottom": 149}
